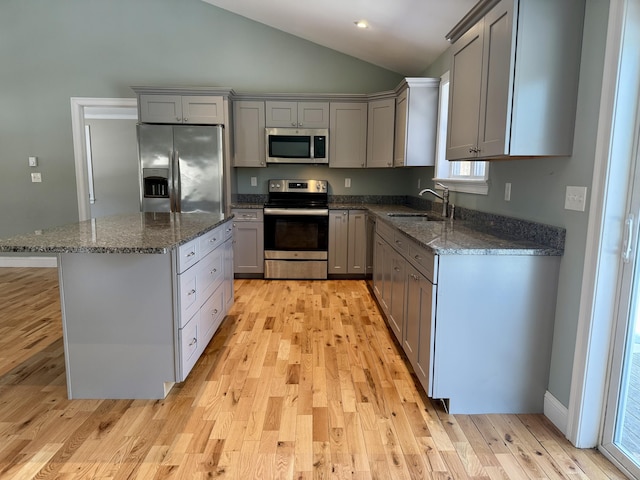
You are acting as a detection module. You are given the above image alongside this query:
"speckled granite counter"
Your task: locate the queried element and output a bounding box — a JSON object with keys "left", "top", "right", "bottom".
{"left": 0, "top": 212, "right": 230, "bottom": 254}
{"left": 365, "top": 205, "right": 563, "bottom": 256}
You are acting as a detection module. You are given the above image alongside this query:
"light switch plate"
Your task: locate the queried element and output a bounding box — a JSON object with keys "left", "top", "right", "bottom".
{"left": 565, "top": 186, "right": 587, "bottom": 211}
{"left": 28, "top": 156, "right": 38, "bottom": 167}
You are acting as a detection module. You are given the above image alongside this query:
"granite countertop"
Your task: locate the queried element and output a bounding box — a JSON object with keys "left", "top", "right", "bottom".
{"left": 365, "top": 205, "right": 562, "bottom": 256}
{"left": 0, "top": 212, "right": 230, "bottom": 254}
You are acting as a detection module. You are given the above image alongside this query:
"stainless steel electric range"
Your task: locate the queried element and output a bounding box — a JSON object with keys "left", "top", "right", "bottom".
{"left": 263, "top": 179, "right": 329, "bottom": 279}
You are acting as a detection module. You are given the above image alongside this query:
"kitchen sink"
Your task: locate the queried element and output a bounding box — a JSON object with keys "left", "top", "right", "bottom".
{"left": 386, "top": 212, "right": 442, "bottom": 220}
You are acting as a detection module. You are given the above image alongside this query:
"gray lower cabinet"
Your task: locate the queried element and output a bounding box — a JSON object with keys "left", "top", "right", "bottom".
{"left": 329, "top": 210, "right": 369, "bottom": 275}
{"left": 372, "top": 218, "right": 560, "bottom": 414}
{"left": 231, "top": 209, "right": 264, "bottom": 275}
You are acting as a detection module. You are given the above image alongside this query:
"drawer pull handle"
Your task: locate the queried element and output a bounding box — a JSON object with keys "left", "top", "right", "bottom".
{"left": 211, "top": 268, "right": 217, "bottom": 274}
{"left": 210, "top": 237, "right": 217, "bottom": 243}
{"left": 411, "top": 274, "right": 419, "bottom": 281}
{"left": 213, "top": 309, "right": 218, "bottom": 315}
{"left": 189, "top": 338, "right": 197, "bottom": 347}
{"left": 415, "top": 255, "right": 422, "bottom": 260}
{"left": 186, "top": 251, "right": 196, "bottom": 258}
{"left": 394, "top": 267, "right": 400, "bottom": 272}
{"left": 188, "top": 289, "right": 196, "bottom": 296}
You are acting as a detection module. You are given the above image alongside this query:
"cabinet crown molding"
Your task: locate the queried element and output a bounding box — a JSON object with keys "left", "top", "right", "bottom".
{"left": 445, "top": 0, "right": 501, "bottom": 43}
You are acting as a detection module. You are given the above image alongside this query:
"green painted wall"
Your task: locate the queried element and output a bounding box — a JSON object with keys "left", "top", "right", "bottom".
{"left": 419, "top": 0, "right": 610, "bottom": 408}
{"left": 0, "top": 0, "right": 401, "bottom": 238}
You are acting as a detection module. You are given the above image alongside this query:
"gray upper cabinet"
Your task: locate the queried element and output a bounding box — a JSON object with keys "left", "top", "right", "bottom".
{"left": 329, "top": 102, "right": 368, "bottom": 168}
{"left": 393, "top": 78, "right": 440, "bottom": 167}
{"left": 366, "top": 97, "right": 396, "bottom": 168}
{"left": 233, "top": 100, "right": 266, "bottom": 167}
{"left": 265, "top": 101, "right": 329, "bottom": 128}
{"left": 139, "top": 94, "right": 225, "bottom": 125}
{"left": 446, "top": 0, "right": 585, "bottom": 161}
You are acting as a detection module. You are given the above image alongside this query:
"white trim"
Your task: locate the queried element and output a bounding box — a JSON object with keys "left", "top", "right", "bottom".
{"left": 0, "top": 256, "right": 57, "bottom": 268}
{"left": 432, "top": 177, "right": 489, "bottom": 195}
{"left": 70, "top": 97, "right": 137, "bottom": 222}
{"left": 567, "top": 0, "right": 634, "bottom": 449}
{"left": 544, "top": 391, "right": 568, "bottom": 435}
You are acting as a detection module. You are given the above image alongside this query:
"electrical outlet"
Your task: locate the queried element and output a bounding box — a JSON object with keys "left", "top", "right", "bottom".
{"left": 565, "top": 186, "right": 587, "bottom": 211}
{"left": 418, "top": 178, "right": 421, "bottom": 189}
{"left": 31, "top": 172, "right": 42, "bottom": 183}
{"left": 250, "top": 176, "right": 257, "bottom": 187}
{"left": 345, "top": 178, "right": 351, "bottom": 188}
{"left": 504, "top": 183, "right": 511, "bottom": 201}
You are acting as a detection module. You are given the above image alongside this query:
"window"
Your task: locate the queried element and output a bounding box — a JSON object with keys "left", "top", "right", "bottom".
{"left": 433, "top": 71, "right": 489, "bottom": 195}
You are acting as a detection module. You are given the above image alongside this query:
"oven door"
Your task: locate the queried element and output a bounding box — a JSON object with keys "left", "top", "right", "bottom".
{"left": 263, "top": 208, "right": 329, "bottom": 259}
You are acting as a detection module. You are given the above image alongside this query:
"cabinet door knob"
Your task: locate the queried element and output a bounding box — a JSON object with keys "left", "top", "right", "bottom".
{"left": 183, "top": 117, "right": 188, "bottom": 122}
{"left": 291, "top": 122, "right": 296, "bottom": 127}
{"left": 176, "top": 117, "right": 181, "bottom": 122}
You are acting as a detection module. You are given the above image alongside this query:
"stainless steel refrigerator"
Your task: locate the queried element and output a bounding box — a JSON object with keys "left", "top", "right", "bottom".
{"left": 138, "top": 124, "right": 224, "bottom": 214}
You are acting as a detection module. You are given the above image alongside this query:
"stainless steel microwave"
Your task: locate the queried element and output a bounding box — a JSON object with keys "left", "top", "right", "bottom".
{"left": 265, "top": 127, "right": 328, "bottom": 164}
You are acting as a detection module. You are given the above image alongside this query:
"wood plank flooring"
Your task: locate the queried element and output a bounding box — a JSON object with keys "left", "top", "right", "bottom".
{"left": 0, "top": 268, "right": 628, "bottom": 479}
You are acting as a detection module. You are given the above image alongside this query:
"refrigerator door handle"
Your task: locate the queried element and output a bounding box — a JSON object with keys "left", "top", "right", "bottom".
{"left": 174, "top": 150, "right": 181, "bottom": 212}
{"left": 168, "top": 149, "right": 175, "bottom": 212}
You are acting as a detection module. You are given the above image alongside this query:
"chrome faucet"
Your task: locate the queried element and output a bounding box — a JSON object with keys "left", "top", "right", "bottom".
{"left": 419, "top": 182, "right": 450, "bottom": 218}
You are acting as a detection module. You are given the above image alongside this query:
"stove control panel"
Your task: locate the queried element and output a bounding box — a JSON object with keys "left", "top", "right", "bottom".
{"left": 268, "top": 179, "right": 327, "bottom": 193}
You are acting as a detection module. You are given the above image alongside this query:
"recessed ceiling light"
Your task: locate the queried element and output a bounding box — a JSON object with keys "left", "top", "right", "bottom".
{"left": 354, "top": 20, "right": 369, "bottom": 29}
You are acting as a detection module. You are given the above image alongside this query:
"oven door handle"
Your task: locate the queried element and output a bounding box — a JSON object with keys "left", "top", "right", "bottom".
{"left": 264, "top": 208, "right": 329, "bottom": 216}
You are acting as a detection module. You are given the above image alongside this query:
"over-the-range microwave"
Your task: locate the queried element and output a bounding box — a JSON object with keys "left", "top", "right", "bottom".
{"left": 265, "top": 127, "right": 328, "bottom": 164}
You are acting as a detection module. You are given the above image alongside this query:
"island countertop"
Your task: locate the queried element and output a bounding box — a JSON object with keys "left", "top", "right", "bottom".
{"left": 0, "top": 212, "right": 231, "bottom": 254}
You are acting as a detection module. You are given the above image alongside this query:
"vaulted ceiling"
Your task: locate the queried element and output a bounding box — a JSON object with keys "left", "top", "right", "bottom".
{"left": 201, "top": 0, "right": 477, "bottom": 76}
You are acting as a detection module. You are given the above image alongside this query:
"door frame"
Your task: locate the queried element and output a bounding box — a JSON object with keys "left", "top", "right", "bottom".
{"left": 70, "top": 97, "right": 137, "bottom": 221}
{"left": 567, "top": 0, "right": 640, "bottom": 460}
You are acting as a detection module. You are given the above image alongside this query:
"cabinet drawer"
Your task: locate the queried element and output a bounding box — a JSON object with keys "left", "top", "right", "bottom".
{"left": 199, "top": 224, "right": 224, "bottom": 257}
{"left": 407, "top": 241, "right": 437, "bottom": 283}
{"left": 198, "top": 248, "right": 224, "bottom": 302}
{"left": 232, "top": 209, "right": 263, "bottom": 222}
{"left": 199, "top": 287, "right": 225, "bottom": 349}
{"left": 223, "top": 221, "right": 234, "bottom": 241}
{"left": 391, "top": 231, "right": 409, "bottom": 256}
{"left": 376, "top": 220, "right": 395, "bottom": 244}
{"left": 178, "top": 265, "right": 200, "bottom": 327}
{"left": 179, "top": 313, "right": 199, "bottom": 380}
{"left": 177, "top": 238, "right": 199, "bottom": 273}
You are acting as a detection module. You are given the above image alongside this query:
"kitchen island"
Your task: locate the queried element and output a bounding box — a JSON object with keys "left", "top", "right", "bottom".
{"left": 0, "top": 212, "right": 234, "bottom": 399}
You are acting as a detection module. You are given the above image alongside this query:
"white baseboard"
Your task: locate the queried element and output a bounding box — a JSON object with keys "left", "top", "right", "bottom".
{"left": 544, "top": 390, "right": 568, "bottom": 435}
{"left": 0, "top": 256, "right": 57, "bottom": 268}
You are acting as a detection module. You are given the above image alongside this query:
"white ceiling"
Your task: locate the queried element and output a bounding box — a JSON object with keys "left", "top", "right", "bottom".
{"left": 201, "top": 0, "right": 478, "bottom": 76}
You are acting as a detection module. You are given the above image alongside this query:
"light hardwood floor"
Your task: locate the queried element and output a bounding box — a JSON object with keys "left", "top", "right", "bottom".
{"left": 0, "top": 268, "right": 627, "bottom": 479}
